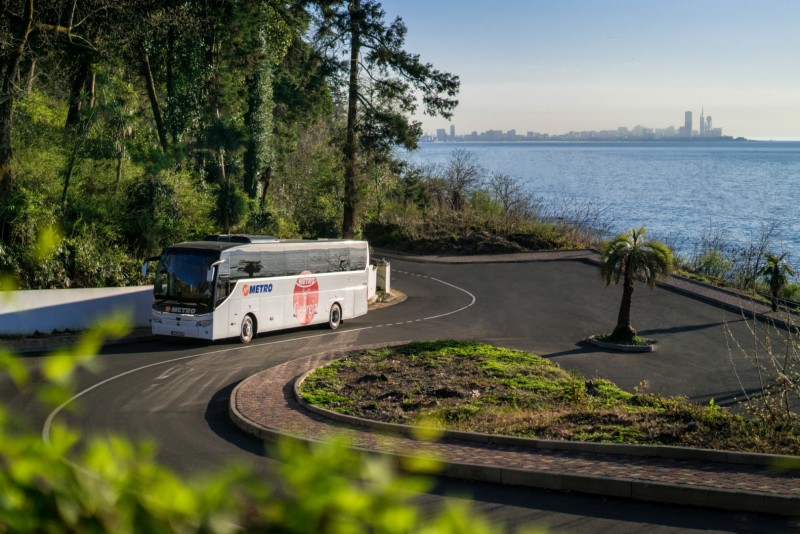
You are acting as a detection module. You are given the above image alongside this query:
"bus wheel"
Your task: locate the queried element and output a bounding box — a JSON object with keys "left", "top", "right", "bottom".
{"left": 240, "top": 315, "right": 256, "bottom": 343}
{"left": 328, "top": 303, "right": 342, "bottom": 330}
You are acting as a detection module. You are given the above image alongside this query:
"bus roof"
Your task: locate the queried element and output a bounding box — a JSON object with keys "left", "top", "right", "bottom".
{"left": 204, "top": 234, "right": 279, "bottom": 243}
{"left": 165, "top": 236, "right": 368, "bottom": 253}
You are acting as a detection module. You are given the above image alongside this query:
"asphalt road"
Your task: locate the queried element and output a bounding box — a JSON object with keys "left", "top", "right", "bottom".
{"left": 7, "top": 257, "right": 799, "bottom": 532}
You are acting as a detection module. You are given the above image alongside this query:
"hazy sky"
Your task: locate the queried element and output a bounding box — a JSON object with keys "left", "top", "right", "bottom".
{"left": 378, "top": 0, "right": 800, "bottom": 139}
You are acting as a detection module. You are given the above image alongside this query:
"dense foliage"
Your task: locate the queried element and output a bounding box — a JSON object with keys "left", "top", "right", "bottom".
{"left": 0, "top": 1, "right": 459, "bottom": 288}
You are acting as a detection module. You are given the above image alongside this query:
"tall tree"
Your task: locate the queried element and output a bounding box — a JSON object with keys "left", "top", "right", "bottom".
{"left": 315, "top": 0, "right": 459, "bottom": 237}
{"left": 243, "top": 3, "right": 292, "bottom": 203}
{"left": 600, "top": 227, "right": 674, "bottom": 341}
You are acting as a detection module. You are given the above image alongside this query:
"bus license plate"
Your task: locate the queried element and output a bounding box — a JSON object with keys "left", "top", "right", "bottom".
{"left": 170, "top": 331, "right": 185, "bottom": 337}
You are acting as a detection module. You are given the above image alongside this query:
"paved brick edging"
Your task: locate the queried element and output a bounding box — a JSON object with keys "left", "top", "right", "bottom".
{"left": 230, "top": 345, "right": 800, "bottom": 516}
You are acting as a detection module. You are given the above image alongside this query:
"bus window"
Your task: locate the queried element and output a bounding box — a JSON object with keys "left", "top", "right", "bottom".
{"left": 231, "top": 251, "right": 262, "bottom": 279}
{"left": 261, "top": 248, "right": 286, "bottom": 277}
{"left": 307, "top": 247, "right": 330, "bottom": 273}
{"left": 327, "top": 247, "right": 349, "bottom": 271}
{"left": 285, "top": 247, "right": 308, "bottom": 276}
{"left": 350, "top": 246, "right": 367, "bottom": 271}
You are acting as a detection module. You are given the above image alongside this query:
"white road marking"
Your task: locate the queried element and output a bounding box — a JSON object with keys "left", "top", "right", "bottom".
{"left": 42, "top": 271, "right": 476, "bottom": 443}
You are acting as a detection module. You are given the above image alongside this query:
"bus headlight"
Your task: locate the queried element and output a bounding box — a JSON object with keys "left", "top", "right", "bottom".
{"left": 196, "top": 320, "right": 212, "bottom": 327}
{"left": 152, "top": 317, "right": 163, "bottom": 324}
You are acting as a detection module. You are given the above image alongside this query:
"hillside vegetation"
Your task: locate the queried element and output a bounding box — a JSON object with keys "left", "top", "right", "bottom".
{"left": 1, "top": 1, "right": 600, "bottom": 291}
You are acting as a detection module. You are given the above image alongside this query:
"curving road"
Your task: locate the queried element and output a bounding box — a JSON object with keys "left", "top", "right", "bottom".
{"left": 23, "top": 256, "right": 799, "bottom": 532}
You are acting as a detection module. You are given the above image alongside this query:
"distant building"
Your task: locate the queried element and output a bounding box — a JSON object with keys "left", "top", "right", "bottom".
{"left": 684, "top": 111, "right": 693, "bottom": 138}
{"left": 450, "top": 124, "right": 455, "bottom": 139}
{"left": 436, "top": 128, "right": 447, "bottom": 141}
{"left": 699, "top": 108, "right": 706, "bottom": 137}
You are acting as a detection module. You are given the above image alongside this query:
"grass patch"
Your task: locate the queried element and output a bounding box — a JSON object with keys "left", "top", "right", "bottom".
{"left": 299, "top": 340, "right": 800, "bottom": 455}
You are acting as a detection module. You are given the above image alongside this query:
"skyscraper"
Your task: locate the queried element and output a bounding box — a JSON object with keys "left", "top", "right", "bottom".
{"left": 684, "top": 111, "right": 692, "bottom": 138}
{"left": 450, "top": 124, "right": 455, "bottom": 139}
{"left": 699, "top": 107, "right": 705, "bottom": 137}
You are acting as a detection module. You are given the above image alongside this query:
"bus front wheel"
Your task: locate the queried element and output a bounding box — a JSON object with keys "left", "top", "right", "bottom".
{"left": 328, "top": 303, "right": 342, "bottom": 330}
{"left": 240, "top": 315, "right": 256, "bottom": 343}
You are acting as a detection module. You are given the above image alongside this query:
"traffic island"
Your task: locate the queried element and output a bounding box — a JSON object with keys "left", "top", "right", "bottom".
{"left": 586, "top": 334, "right": 656, "bottom": 352}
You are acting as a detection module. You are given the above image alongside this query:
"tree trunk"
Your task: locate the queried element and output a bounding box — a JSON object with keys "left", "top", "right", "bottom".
{"left": 24, "top": 57, "right": 36, "bottom": 93}
{"left": 612, "top": 261, "right": 637, "bottom": 340}
{"left": 243, "top": 71, "right": 260, "bottom": 199}
{"left": 0, "top": 0, "right": 34, "bottom": 197}
{"left": 115, "top": 145, "right": 124, "bottom": 189}
{"left": 342, "top": 0, "right": 361, "bottom": 239}
{"left": 770, "top": 274, "right": 781, "bottom": 312}
{"left": 141, "top": 51, "right": 169, "bottom": 153}
{"left": 66, "top": 59, "right": 91, "bottom": 127}
{"left": 62, "top": 146, "right": 79, "bottom": 205}
{"left": 259, "top": 166, "right": 272, "bottom": 208}
{"left": 87, "top": 71, "right": 96, "bottom": 109}
{"left": 166, "top": 25, "right": 179, "bottom": 144}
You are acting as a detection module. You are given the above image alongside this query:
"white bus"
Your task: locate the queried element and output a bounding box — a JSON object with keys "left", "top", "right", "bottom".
{"left": 143, "top": 235, "right": 370, "bottom": 343}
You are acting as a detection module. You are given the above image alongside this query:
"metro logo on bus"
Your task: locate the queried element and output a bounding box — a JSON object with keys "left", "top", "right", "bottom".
{"left": 293, "top": 271, "right": 319, "bottom": 325}
{"left": 242, "top": 283, "right": 273, "bottom": 297}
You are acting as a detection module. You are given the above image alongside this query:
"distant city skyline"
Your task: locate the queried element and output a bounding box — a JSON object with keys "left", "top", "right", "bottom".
{"left": 428, "top": 107, "right": 729, "bottom": 141}
{"left": 378, "top": 1, "right": 800, "bottom": 141}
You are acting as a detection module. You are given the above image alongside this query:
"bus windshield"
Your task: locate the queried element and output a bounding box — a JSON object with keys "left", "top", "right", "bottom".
{"left": 154, "top": 249, "right": 219, "bottom": 312}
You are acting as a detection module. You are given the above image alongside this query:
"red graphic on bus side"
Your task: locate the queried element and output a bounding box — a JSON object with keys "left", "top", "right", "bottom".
{"left": 293, "top": 271, "right": 319, "bottom": 325}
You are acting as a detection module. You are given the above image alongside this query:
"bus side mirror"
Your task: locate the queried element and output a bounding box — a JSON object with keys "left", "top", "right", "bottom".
{"left": 207, "top": 259, "right": 225, "bottom": 283}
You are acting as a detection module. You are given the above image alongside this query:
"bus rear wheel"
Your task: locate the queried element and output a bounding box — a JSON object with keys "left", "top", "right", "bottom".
{"left": 328, "top": 303, "right": 342, "bottom": 330}
{"left": 240, "top": 315, "right": 256, "bottom": 343}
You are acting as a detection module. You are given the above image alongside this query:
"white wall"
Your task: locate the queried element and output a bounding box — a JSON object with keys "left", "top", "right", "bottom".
{"left": 368, "top": 265, "right": 377, "bottom": 301}
{"left": 0, "top": 286, "right": 154, "bottom": 336}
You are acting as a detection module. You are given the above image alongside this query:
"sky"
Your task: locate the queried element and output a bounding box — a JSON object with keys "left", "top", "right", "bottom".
{"left": 377, "top": 0, "right": 800, "bottom": 139}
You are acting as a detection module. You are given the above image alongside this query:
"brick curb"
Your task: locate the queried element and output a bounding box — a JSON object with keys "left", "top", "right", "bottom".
{"left": 230, "top": 347, "right": 800, "bottom": 517}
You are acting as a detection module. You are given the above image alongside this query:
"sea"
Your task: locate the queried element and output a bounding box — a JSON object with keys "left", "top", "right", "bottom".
{"left": 395, "top": 141, "right": 800, "bottom": 261}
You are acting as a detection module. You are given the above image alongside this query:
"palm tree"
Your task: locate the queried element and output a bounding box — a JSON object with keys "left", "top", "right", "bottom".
{"left": 600, "top": 227, "right": 674, "bottom": 341}
{"left": 760, "top": 253, "right": 795, "bottom": 312}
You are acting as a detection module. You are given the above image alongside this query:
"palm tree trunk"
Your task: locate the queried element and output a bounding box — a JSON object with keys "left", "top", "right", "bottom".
{"left": 612, "top": 264, "right": 637, "bottom": 340}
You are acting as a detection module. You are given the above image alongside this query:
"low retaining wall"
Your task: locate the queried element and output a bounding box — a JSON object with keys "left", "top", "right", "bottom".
{"left": 1, "top": 261, "right": 392, "bottom": 336}
{"left": 0, "top": 286, "right": 154, "bottom": 336}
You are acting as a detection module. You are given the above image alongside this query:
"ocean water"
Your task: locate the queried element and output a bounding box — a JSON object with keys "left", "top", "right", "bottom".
{"left": 396, "top": 141, "right": 800, "bottom": 260}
